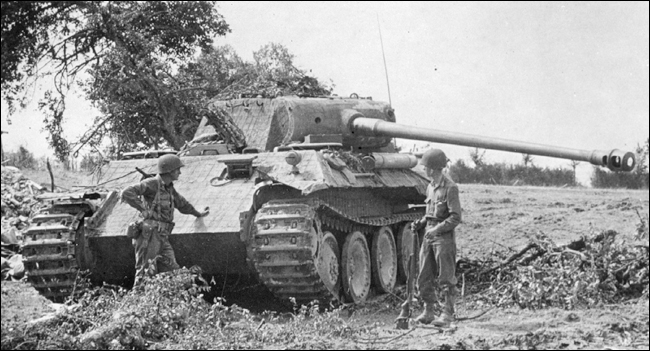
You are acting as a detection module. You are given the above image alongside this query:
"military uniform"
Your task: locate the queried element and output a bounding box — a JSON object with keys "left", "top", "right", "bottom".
{"left": 416, "top": 172, "right": 462, "bottom": 316}
{"left": 122, "top": 174, "right": 202, "bottom": 284}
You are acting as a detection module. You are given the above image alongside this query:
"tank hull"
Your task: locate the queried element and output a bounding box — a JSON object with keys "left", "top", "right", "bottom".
{"left": 72, "top": 150, "right": 428, "bottom": 302}
{"left": 87, "top": 232, "right": 249, "bottom": 285}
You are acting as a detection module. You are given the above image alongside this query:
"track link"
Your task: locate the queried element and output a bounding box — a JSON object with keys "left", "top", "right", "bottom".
{"left": 22, "top": 212, "right": 85, "bottom": 301}
{"left": 251, "top": 202, "right": 338, "bottom": 302}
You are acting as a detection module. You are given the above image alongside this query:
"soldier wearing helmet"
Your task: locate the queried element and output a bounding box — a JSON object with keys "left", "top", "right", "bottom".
{"left": 411, "top": 148, "right": 462, "bottom": 327}
{"left": 121, "top": 154, "right": 210, "bottom": 286}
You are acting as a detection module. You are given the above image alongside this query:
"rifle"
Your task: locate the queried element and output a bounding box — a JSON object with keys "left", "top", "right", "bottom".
{"left": 395, "top": 223, "right": 420, "bottom": 329}
{"left": 135, "top": 167, "right": 155, "bottom": 180}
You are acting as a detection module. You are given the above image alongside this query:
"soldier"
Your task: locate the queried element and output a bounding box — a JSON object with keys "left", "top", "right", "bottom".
{"left": 121, "top": 154, "right": 209, "bottom": 286}
{"left": 411, "top": 148, "right": 462, "bottom": 327}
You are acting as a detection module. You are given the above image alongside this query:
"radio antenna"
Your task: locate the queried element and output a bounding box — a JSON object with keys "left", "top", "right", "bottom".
{"left": 377, "top": 14, "right": 392, "bottom": 106}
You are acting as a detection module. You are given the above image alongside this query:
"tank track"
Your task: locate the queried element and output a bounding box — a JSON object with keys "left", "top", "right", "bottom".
{"left": 250, "top": 199, "right": 423, "bottom": 303}
{"left": 250, "top": 202, "right": 334, "bottom": 302}
{"left": 22, "top": 211, "right": 86, "bottom": 302}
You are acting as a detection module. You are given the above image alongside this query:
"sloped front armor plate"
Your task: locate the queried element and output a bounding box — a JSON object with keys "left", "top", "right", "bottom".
{"left": 96, "top": 156, "right": 257, "bottom": 236}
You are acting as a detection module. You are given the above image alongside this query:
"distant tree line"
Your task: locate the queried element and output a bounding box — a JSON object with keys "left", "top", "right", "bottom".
{"left": 448, "top": 159, "right": 576, "bottom": 187}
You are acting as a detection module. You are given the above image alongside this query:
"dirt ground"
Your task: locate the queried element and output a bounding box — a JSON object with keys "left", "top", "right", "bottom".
{"left": 342, "top": 183, "right": 649, "bottom": 350}
{"left": 2, "top": 170, "right": 648, "bottom": 349}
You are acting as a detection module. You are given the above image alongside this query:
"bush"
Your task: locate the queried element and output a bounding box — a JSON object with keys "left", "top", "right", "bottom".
{"left": 3, "top": 145, "right": 36, "bottom": 169}
{"left": 591, "top": 167, "right": 648, "bottom": 189}
{"left": 0, "top": 269, "right": 355, "bottom": 350}
{"left": 80, "top": 153, "right": 101, "bottom": 172}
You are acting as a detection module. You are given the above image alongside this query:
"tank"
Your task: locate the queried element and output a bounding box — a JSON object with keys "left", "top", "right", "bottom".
{"left": 22, "top": 95, "right": 636, "bottom": 303}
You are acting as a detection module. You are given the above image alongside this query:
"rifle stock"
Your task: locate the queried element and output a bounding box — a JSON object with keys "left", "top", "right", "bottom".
{"left": 135, "top": 167, "right": 155, "bottom": 180}
{"left": 395, "top": 225, "right": 420, "bottom": 329}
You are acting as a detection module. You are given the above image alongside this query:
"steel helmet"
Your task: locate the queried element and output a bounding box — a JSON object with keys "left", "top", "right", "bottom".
{"left": 420, "top": 149, "right": 448, "bottom": 170}
{"left": 158, "top": 154, "right": 184, "bottom": 174}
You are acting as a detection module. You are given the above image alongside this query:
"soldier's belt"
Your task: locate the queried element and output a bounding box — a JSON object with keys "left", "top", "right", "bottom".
{"left": 143, "top": 219, "right": 175, "bottom": 233}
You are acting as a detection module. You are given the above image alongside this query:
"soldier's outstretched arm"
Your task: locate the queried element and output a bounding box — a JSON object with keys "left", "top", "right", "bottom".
{"left": 173, "top": 189, "right": 210, "bottom": 218}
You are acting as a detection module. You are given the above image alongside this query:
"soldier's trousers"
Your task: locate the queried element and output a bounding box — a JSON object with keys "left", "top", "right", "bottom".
{"left": 133, "top": 220, "right": 179, "bottom": 285}
{"left": 417, "top": 228, "right": 457, "bottom": 308}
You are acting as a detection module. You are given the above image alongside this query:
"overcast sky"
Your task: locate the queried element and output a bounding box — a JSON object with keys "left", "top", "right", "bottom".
{"left": 2, "top": 2, "right": 648, "bottom": 182}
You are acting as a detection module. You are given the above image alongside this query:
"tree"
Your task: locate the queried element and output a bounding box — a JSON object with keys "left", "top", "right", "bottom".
{"left": 81, "top": 42, "right": 333, "bottom": 156}
{"left": 209, "top": 43, "right": 333, "bottom": 99}
{"left": 521, "top": 153, "right": 534, "bottom": 167}
{"left": 569, "top": 160, "right": 580, "bottom": 185}
{"left": 633, "top": 138, "right": 650, "bottom": 188}
{"left": 469, "top": 147, "right": 486, "bottom": 167}
{"left": 2, "top": 1, "right": 230, "bottom": 159}
{"left": 1, "top": 2, "right": 77, "bottom": 101}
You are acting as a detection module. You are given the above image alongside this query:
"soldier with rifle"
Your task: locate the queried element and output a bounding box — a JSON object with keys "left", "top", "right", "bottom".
{"left": 409, "top": 148, "right": 462, "bottom": 327}
{"left": 122, "top": 154, "right": 210, "bottom": 286}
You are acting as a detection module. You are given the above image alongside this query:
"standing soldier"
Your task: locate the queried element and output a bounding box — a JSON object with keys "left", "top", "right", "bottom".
{"left": 411, "top": 148, "right": 462, "bottom": 327}
{"left": 121, "top": 154, "right": 209, "bottom": 286}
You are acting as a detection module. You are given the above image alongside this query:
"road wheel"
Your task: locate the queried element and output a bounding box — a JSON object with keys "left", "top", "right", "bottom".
{"left": 342, "top": 231, "right": 371, "bottom": 303}
{"left": 396, "top": 222, "right": 420, "bottom": 284}
{"left": 371, "top": 226, "right": 397, "bottom": 293}
{"left": 317, "top": 232, "right": 341, "bottom": 300}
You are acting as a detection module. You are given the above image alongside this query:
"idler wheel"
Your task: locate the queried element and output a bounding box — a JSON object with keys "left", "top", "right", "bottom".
{"left": 316, "top": 232, "right": 341, "bottom": 300}
{"left": 342, "top": 231, "right": 371, "bottom": 303}
{"left": 371, "top": 226, "right": 397, "bottom": 293}
{"left": 396, "top": 222, "right": 420, "bottom": 284}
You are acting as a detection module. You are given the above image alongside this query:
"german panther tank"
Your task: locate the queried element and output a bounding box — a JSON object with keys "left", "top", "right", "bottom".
{"left": 22, "top": 95, "right": 636, "bottom": 303}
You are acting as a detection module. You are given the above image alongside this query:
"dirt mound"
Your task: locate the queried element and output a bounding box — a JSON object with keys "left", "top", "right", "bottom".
{"left": 1, "top": 280, "right": 54, "bottom": 326}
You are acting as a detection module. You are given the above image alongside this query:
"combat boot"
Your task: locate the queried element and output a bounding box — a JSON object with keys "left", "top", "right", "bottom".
{"left": 414, "top": 303, "right": 438, "bottom": 324}
{"left": 431, "top": 311, "right": 455, "bottom": 327}
{"left": 432, "top": 287, "right": 456, "bottom": 327}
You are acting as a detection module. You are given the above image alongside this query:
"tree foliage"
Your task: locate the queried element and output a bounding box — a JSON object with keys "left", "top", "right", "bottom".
{"left": 468, "top": 147, "right": 486, "bottom": 168}
{"left": 521, "top": 153, "right": 534, "bottom": 167}
{"left": 3, "top": 2, "right": 333, "bottom": 159}
{"left": 1, "top": 1, "right": 230, "bottom": 160}
{"left": 82, "top": 42, "right": 333, "bottom": 156}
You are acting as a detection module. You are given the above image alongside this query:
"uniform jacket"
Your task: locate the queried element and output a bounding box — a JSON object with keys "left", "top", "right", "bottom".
{"left": 424, "top": 173, "right": 462, "bottom": 235}
{"left": 121, "top": 174, "right": 199, "bottom": 223}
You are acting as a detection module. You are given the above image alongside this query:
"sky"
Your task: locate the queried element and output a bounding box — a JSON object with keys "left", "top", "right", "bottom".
{"left": 2, "top": 2, "right": 648, "bottom": 183}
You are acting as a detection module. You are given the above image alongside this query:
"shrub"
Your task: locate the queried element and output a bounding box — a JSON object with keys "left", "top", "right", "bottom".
{"left": 3, "top": 145, "right": 36, "bottom": 169}
{"left": 0, "top": 269, "right": 356, "bottom": 350}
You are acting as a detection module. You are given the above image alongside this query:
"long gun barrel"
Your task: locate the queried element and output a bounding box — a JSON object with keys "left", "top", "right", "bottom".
{"left": 349, "top": 116, "right": 636, "bottom": 172}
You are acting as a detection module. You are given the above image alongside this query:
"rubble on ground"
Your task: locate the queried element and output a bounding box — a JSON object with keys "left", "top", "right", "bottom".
{"left": 1, "top": 166, "right": 46, "bottom": 220}
{"left": 1, "top": 166, "right": 47, "bottom": 280}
